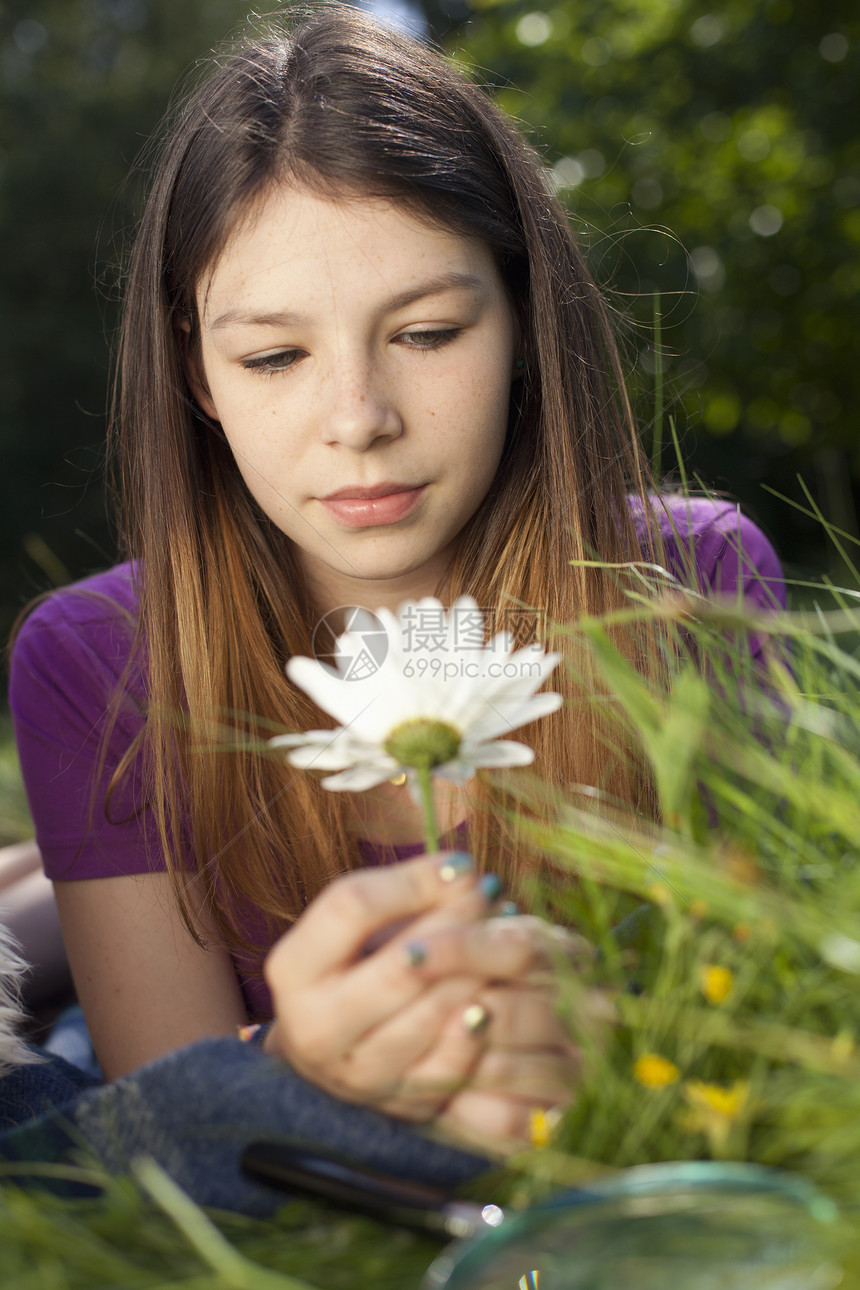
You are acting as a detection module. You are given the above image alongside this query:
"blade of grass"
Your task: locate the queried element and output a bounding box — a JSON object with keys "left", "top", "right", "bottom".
{"left": 132, "top": 1158, "right": 319, "bottom": 1290}
{"left": 651, "top": 295, "right": 664, "bottom": 479}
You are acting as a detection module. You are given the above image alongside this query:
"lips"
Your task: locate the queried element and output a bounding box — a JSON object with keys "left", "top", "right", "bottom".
{"left": 322, "top": 482, "right": 420, "bottom": 501}
{"left": 318, "top": 483, "right": 426, "bottom": 528}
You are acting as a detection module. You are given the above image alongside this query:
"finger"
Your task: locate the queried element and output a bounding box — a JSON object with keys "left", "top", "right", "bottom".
{"left": 478, "top": 983, "right": 616, "bottom": 1050}
{"left": 265, "top": 851, "right": 482, "bottom": 987}
{"left": 469, "top": 986, "right": 572, "bottom": 1051}
{"left": 328, "top": 974, "right": 485, "bottom": 1113}
{"left": 380, "top": 999, "right": 580, "bottom": 1126}
{"left": 284, "top": 872, "right": 509, "bottom": 1054}
{"left": 402, "top": 915, "right": 585, "bottom": 984}
{"left": 277, "top": 889, "right": 508, "bottom": 1062}
{"left": 358, "top": 872, "right": 505, "bottom": 960}
{"left": 441, "top": 1090, "right": 529, "bottom": 1148}
{"left": 379, "top": 984, "right": 504, "bottom": 1120}
{"left": 469, "top": 1046, "right": 579, "bottom": 1105}
{"left": 439, "top": 1078, "right": 575, "bottom": 1151}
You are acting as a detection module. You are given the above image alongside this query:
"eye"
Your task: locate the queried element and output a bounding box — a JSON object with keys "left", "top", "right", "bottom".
{"left": 394, "top": 327, "right": 463, "bottom": 351}
{"left": 241, "top": 349, "right": 304, "bottom": 375}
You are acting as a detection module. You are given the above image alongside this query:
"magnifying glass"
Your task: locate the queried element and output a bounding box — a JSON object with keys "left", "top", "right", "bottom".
{"left": 241, "top": 1143, "right": 842, "bottom": 1289}
{"left": 423, "top": 1160, "right": 842, "bottom": 1290}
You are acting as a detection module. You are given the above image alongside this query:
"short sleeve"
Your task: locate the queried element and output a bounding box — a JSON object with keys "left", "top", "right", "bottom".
{"left": 8, "top": 565, "right": 166, "bottom": 881}
{"left": 633, "top": 496, "right": 786, "bottom": 670}
{"left": 654, "top": 497, "right": 786, "bottom": 612}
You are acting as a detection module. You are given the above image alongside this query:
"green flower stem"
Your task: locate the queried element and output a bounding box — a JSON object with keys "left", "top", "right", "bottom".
{"left": 384, "top": 719, "right": 460, "bottom": 854}
{"left": 416, "top": 764, "right": 439, "bottom": 853}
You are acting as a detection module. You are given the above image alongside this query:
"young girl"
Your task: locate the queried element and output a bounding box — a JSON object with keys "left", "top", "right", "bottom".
{"left": 8, "top": 6, "right": 782, "bottom": 1155}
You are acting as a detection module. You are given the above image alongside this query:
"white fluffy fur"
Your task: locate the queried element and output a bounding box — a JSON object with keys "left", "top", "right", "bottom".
{"left": 0, "top": 919, "right": 39, "bottom": 1074}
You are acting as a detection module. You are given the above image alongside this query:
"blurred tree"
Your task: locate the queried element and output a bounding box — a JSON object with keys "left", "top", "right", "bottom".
{"left": 0, "top": 0, "right": 473, "bottom": 644}
{"left": 0, "top": 0, "right": 257, "bottom": 643}
{"left": 1, "top": 0, "right": 857, "bottom": 651}
{"left": 457, "top": 0, "right": 859, "bottom": 569}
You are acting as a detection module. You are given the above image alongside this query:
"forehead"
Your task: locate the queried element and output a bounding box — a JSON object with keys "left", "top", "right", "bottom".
{"left": 196, "top": 183, "right": 501, "bottom": 320}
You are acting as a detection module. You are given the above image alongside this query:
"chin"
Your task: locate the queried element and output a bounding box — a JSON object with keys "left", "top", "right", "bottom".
{"left": 352, "top": 562, "right": 444, "bottom": 595}
{"left": 327, "top": 545, "right": 444, "bottom": 584}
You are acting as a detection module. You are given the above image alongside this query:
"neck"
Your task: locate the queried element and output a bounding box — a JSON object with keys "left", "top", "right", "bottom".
{"left": 302, "top": 556, "right": 452, "bottom": 620}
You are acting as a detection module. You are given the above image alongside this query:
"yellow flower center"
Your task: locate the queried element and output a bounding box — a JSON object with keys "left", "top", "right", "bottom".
{"left": 633, "top": 1053, "right": 681, "bottom": 1088}
{"left": 702, "top": 964, "right": 734, "bottom": 1005}
{"left": 384, "top": 718, "right": 461, "bottom": 771}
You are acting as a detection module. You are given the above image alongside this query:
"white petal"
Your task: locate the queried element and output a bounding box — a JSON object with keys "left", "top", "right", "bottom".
{"left": 320, "top": 765, "right": 396, "bottom": 791}
{"left": 270, "top": 728, "right": 362, "bottom": 771}
{"left": 448, "top": 594, "right": 480, "bottom": 615}
{"left": 270, "top": 729, "right": 337, "bottom": 748}
{"left": 373, "top": 604, "right": 404, "bottom": 648}
{"left": 485, "top": 629, "right": 516, "bottom": 654}
{"left": 477, "top": 648, "right": 561, "bottom": 700}
{"left": 288, "top": 657, "right": 402, "bottom": 743}
{"left": 461, "top": 739, "right": 535, "bottom": 768}
{"left": 282, "top": 599, "right": 561, "bottom": 779}
{"left": 442, "top": 650, "right": 561, "bottom": 728}
{"left": 284, "top": 743, "right": 358, "bottom": 772}
{"left": 285, "top": 656, "right": 372, "bottom": 724}
{"left": 460, "top": 691, "right": 564, "bottom": 743}
{"left": 406, "top": 771, "right": 425, "bottom": 806}
{"left": 431, "top": 758, "right": 477, "bottom": 785}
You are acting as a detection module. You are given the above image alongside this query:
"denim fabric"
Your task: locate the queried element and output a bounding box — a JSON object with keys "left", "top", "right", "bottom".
{"left": 0, "top": 1038, "right": 490, "bottom": 1214}
{"left": 0, "top": 1047, "right": 100, "bottom": 1132}
{"left": 41, "top": 1003, "right": 103, "bottom": 1081}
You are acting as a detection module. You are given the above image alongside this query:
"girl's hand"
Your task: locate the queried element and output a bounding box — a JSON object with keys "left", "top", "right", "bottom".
{"left": 404, "top": 914, "right": 586, "bottom": 1148}
{"left": 263, "top": 854, "right": 579, "bottom": 1130}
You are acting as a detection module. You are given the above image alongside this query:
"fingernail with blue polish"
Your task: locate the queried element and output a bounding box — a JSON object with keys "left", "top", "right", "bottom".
{"left": 404, "top": 940, "right": 427, "bottom": 968}
{"left": 479, "top": 873, "right": 503, "bottom": 902}
{"left": 439, "top": 851, "right": 475, "bottom": 882}
{"left": 499, "top": 900, "right": 520, "bottom": 918}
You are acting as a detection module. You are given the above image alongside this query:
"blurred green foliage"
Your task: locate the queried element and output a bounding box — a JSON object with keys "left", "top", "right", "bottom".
{"left": 0, "top": 0, "right": 251, "bottom": 644}
{"left": 0, "top": 0, "right": 857, "bottom": 647}
{"left": 457, "top": 0, "right": 860, "bottom": 563}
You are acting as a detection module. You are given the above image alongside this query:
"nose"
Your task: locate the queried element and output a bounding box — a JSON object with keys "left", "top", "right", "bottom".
{"left": 318, "top": 356, "right": 403, "bottom": 451}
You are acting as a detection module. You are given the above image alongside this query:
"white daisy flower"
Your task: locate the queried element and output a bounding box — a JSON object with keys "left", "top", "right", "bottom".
{"left": 271, "top": 596, "right": 562, "bottom": 807}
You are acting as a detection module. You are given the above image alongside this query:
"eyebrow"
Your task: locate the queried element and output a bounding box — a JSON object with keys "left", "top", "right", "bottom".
{"left": 206, "top": 271, "right": 486, "bottom": 332}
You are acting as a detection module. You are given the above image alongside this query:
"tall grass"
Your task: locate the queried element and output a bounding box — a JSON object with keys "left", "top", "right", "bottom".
{"left": 3, "top": 548, "right": 860, "bottom": 1282}
{"left": 0, "top": 714, "right": 32, "bottom": 846}
{"left": 500, "top": 558, "right": 860, "bottom": 1244}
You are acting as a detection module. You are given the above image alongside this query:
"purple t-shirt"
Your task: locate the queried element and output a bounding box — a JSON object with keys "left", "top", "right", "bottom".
{"left": 9, "top": 498, "right": 785, "bottom": 1017}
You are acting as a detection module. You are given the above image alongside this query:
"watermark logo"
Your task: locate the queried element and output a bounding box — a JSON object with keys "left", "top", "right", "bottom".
{"left": 312, "top": 605, "right": 544, "bottom": 681}
{"left": 311, "top": 606, "right": 389, "bottom": 680}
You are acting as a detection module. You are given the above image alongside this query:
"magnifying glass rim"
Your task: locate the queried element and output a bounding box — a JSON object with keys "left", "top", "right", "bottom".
{"left": 422, "top": 1160, "right": 838, "bottom": 1290}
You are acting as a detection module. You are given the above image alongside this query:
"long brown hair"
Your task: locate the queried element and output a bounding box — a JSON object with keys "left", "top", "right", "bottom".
{"left": 111, "top": 4, "right": 659, "bottom": 958}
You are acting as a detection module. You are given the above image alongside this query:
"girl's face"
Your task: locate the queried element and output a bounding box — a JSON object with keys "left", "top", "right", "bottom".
{"left": 190, "top": 184, "right": 518, "bottom": 613}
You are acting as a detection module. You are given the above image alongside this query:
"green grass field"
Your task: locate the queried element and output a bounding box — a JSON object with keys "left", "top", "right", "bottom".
{"left": 3, "top": 563, "right": 860, "bottom": 1284}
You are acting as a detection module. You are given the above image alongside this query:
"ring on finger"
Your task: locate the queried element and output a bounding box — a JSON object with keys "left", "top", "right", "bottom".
{"left": 462, "top": 1002, "right": 491, "bottom": 1035}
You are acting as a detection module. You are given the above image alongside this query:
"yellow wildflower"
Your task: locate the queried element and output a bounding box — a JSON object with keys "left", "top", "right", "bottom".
{"left": 528, "top": 1107, "right": 561, "bottom": 1149}
{"left": 701, "top": 964, "right": 733, "bottom": 1005}
{"left": 686, "top": 1081, "right": 748, "bottom": 1118}
{"left": 681, "top": 1080, "right": 749, "bottom": 1155}
{"left": 633, "top": 1053, "right": 681, "bottom": 1088}
{"left": 689, "top": 898, "right": 708, "bottom": 921}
